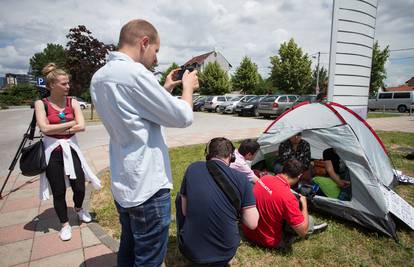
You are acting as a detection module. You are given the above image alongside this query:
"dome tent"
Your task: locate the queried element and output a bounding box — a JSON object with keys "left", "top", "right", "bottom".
{"left": 253, "top": 101, "right": 412, "bottom": 238}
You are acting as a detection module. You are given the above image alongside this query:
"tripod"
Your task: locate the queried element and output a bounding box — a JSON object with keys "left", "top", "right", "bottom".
{"left": 0, "top": 111, "right": 41, "bottom": 199}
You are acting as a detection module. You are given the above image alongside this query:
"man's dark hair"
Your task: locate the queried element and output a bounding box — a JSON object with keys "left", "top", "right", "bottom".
{"left": 205, "top": 137, "right": 235, "bottom": 160}
{"left": 238, "top": 139, "right": 260, "bottom": 157}
{"left": 283, "top": 159, "right": 304, "bottom": 178}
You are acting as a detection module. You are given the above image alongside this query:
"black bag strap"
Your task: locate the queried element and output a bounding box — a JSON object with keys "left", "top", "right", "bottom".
{"left": 206, "top": 160, "right": 241, "bottom": 219}
{"left": 28, "top": 100, "right": 48, "bottom": 140}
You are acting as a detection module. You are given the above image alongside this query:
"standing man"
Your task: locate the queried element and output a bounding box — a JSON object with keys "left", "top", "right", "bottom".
{"left": 242, "top": 159, "right": 327, "bottom": 248}
{"left": 90, "top": 19, "right": 199, "bottom": 267}
{"left": 176, "top": 137, "right": 259, "bottom": 266}
{"left": 230, "top": 139, "right": 260, "bottom": 183}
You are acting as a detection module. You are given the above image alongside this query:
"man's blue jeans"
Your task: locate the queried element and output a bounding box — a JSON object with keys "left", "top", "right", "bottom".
{"left": 115, "top": 189, "right": 171, "bottom": 267}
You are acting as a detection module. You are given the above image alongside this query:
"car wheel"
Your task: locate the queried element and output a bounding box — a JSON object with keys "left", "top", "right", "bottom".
{"left": 398, "top": 105, "right": 407, "bottom": 113}
{"left": 215, "top": 106, "right": 220, "bottom": 113}
{"left": 81, "top": 105, "right": 86, "bottom": 110}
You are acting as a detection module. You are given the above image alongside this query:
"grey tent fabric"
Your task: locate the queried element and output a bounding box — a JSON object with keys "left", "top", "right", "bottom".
{"left": 254, "top": 102, "right": 399, "bottom": 237}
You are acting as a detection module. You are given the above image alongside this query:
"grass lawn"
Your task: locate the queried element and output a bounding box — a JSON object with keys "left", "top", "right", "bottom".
{"left": 367, "top": 113, "right": 405, "bottom": 119}
{"left": 91, "top": 131, "right": 414, "bottom": 267}
{"left": 82, "top": 107, "right": 101, "bottom": 123}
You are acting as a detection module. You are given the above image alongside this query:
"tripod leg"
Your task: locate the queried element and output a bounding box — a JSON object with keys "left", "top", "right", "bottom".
{"left": 0, "top": 126, "right": 31, "bottom": 199}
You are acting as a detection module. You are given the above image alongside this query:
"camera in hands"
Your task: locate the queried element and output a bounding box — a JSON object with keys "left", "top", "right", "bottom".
{"left": 174, "top": 65, "right": 196, "bottom": 81}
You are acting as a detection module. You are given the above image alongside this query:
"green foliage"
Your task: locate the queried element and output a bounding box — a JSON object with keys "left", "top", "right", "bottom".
{"left": 309, "top": 66, "right": 328, "bottom": 94}
{"left": 160, "top": 63, "right": 182, "bottom": 95}
{"left": 0, "top": 84, "right": 38, "bottom": 105}
{"left": 199, "top": 62, "right": 232, "bottom": 95}
{"left": 370, "top": 41, "right": 390, "bottom": 96}
{"left": 65, "top": 25, "right": 115, "bottom": 96}
{"left": 270, "top": 39, "right": 312, "bottom": 95}
{"left": 81, "top": 90, "right": 91, "bottom": 102}
{"left": 232, "top": 56, "right": 261, "bottom": 94}
{"left": 29, "top": 43, "right": 67, "bottom": 78}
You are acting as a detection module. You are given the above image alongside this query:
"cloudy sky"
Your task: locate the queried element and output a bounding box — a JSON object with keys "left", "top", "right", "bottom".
{"left": 0, "top": 0, "right": 413, "bottom": 86}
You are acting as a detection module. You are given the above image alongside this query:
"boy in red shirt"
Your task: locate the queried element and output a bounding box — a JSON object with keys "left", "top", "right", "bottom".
{"left": 242, "top": 159, "right": 327, "bottom": 248}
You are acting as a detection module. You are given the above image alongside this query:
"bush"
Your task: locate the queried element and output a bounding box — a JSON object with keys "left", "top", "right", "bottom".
{"left": 0, "top": 84, "right": 38, "bottom": 105}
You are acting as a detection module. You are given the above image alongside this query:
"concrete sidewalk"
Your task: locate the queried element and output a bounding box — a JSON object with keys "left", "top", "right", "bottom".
{"left": 0, "top": 115, "right": 413, "bottom": 266}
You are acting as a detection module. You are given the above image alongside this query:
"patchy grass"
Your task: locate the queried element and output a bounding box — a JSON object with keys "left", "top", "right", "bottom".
{"left": 82, "top": 107, "right": 101, "bottom": 124}
{"left": 367, "top": 112, "right": 404, "bottom": 119}
{"left": 91, "top": 132, "right": 414, "bottom": 267}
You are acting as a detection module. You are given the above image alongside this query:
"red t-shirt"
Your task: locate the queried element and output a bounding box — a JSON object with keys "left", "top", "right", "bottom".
{"left": 242, "top": 174, "right": 304, "bottom": 247}
{"left": 43, "top": 97, "right": 75, "bottom": 140}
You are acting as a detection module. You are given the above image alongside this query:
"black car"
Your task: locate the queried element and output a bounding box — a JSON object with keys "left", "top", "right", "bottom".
{"left": 234, "top": 95, "right": 265, "bottom": 117}
{"left": 193, "top": 97, "right": 207, "bottom": 111}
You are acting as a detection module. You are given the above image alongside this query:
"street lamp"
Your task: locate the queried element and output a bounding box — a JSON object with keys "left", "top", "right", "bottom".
{"left": 312, "top": 52, "right": 321, "bottom": 95}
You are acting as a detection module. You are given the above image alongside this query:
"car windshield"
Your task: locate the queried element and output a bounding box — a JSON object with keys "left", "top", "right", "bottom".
{"left": 206, "top": 96, "right": 214, "bottom": 101}
{"left": 247, "top": 96, "right": 259, "bottom": 102}
{"left": 231, "top": 96, "right": 242, "bottom": 101}
{"left": 262, "top": 96, "right": 278, "bottom": 102}
{"left": 297, "top": 95, "right": 315, "bottom": 102}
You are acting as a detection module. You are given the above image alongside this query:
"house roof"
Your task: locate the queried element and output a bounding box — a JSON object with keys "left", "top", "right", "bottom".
{"left": 183, "top": 51, "right": 215, "bottom": 66}
{"left": 384, "top": 85, "right": 414, "bottom": 92}
{"left": 406, "top": 76, "right": 414, "bottom": 86}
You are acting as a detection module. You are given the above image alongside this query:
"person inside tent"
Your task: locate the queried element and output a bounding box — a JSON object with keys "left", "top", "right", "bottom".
{"left": 313, "top": 148, "right": 351, "bottom": 201}
{"left": 274, "top": 133, "right": 313, "bottom": 184}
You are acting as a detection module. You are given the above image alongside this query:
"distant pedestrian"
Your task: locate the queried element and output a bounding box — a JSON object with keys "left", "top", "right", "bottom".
{"left": 35, "top": 63, "right": 101, "bottom": 241}
{"left": 90, "top": 19, "right": 199, "bottom": 266}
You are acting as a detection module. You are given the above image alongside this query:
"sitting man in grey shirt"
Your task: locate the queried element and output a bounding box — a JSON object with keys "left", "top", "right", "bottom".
{"left": 90, "top": 19, "right": 199, "bottom": 267}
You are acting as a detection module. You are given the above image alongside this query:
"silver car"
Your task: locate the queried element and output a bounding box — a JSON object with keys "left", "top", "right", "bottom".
{"left": 219, "top": 95, "right": 256, "bottom": 114}
{"left": 204, "top": 95, "right": 230, "bottom": 112}
{"left": 368, "top": 91, "right": 414, "bottom": 113}
{"left": 257, "top": 94, "right": 299, "bottom": 118}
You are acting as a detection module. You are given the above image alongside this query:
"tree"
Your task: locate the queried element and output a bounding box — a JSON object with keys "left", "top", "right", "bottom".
{"left": 29, "top": 44, "right": 67, "bottom": 78}
{"left": 232, "top": 56, "right": 261, "bottom": 94}
{"left": 370, "top": 41, "right": 389, "bottom": 96}
{"left": 65, "top": 25, "right": 115, "bottom": 96}
{"left": 309, "top": 66, "right": 328, "bottom": 94}
{"left": 159, "top": 63, "right": 181, "bottom": 95}
{"left": 269, "top": 38, "right": 312, "bottom": 95}
{"left": 199, "top": 62, "right": 232, "bottom": 95}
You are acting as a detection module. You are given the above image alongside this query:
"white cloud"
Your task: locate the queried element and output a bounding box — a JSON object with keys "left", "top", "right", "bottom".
{"left": 0, "top": 0, "right": 412, "bottom": 85}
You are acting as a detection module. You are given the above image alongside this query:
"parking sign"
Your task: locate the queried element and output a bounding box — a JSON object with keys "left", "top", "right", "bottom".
{"left": 37, "top": 77, "right": 46, "bottom": 88}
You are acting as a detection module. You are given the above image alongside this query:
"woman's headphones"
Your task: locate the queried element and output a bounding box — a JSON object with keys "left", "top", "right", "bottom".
{"left": 205, "top": 137, "right": 236, "bottom": 163}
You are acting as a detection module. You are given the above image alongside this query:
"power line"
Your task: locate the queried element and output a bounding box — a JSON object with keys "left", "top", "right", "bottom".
{"left": 389, "top": 47, "right": 414, "bottom": 52}
{"left": 389, "top": 56, "right": 414, "bottom": 61}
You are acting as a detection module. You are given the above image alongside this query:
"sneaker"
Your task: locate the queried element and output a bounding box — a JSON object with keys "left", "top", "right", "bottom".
{"left": 313, "top": 222, "right": 328, "bottom": 233}
{"left": 77, "top": 209, "right": 92, "bottom": 223}
{"left": 60, "top": 224, "right": 72, "bottom": 241}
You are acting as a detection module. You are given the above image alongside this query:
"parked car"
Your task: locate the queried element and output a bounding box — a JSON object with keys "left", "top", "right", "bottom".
{"left": 204, "top": 95, "right": 230, "bottom": 112}
{"left": 368, "top": 91, "right": 414, "bottom": 113}
{"left": 73, "top": 97, "right": 89, "bottom": 109}
{"left": 294, "top": 94, "right": 317, "bottom": 105}
{"left": 219, "top": 95, "right": 256, "bottom": 114}
{"left": 235, "top": 95, "right": 266, "bottom": 117}
{"left": 257, "top": 94, "right": 299, "bottom": 118}
{"left": 193, "top": 96, "right": 207, "bottom": 111}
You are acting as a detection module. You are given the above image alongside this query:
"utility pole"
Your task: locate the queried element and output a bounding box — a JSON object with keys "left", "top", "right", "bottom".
{"left": 315, "top": 51, "right": 320, "bottom": 94}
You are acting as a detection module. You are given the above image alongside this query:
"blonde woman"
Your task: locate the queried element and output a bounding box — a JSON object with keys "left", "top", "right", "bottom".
{"left": 34, "top": 63, "right": 101, "bottom": 241}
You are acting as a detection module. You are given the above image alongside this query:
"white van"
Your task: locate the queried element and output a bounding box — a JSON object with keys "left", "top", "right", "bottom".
{"left": 368, "top": 91, "right": 414, "bottom": 113}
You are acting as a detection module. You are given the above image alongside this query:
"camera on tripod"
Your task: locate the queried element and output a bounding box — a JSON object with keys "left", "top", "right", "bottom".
{"left": 174, "top": 65, "right": 196, "bottom": 81}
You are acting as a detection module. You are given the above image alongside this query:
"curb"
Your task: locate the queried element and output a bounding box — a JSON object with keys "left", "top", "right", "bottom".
{"left": 83, "top": 167, "right": 120, "bottom": 253}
